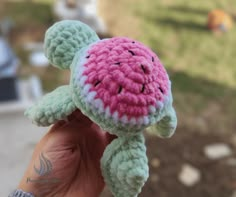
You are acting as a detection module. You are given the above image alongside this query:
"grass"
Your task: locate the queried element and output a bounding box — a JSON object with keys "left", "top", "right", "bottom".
{"left": 101, "top": 0, "right": 236, "bottom": 87}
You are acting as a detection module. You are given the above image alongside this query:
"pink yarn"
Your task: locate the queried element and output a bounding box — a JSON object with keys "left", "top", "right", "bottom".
{"left": 82, "top": 37, "right": 169, "bottom": 119}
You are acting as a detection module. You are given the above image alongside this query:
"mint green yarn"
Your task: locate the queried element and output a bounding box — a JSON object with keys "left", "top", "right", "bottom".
{"left": 44, "top": 20, "right": 99, "bottom": 69}
{"left": 25, "top": 86, "right": 76, "bottom": 126}
{"left": 101, "top": 133, "right": 148, "bottom": 197}
{"left": 147, "top": 93, "right": 177, "bottom": 138}
{"left": 153, "top": 107, "right": 177, "bottom": 138}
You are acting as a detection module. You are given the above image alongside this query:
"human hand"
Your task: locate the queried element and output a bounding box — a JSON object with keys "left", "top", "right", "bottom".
{"left": 18, "top": 110, "right": 115, "bottom": 197}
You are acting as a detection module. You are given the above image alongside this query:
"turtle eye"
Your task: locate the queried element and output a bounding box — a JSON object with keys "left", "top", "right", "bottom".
{"left": 152, "top": 57, "right": 154, "bottom": 62}
{"left": 86, "top": 55, "right": 90, "bottom": 58}
{"left": 114, "top": 62, "right": 121, "bottom": 65}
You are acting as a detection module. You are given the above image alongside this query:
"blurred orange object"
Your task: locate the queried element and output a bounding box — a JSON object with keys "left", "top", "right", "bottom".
{"left": 207, "top": 10, "right": 233, "bottom": 32}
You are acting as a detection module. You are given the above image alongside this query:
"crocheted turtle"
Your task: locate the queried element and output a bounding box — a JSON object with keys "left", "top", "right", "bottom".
{"left": 25, "top": 20, "right": 177, "bottom": 197}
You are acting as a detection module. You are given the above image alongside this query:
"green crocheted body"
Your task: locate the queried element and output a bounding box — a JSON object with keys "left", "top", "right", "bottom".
{"left": 70, "top": 47, "right": 176, "bottom": 138}
{"left": 25, "top": 86, "right": 76, "bottom": 126}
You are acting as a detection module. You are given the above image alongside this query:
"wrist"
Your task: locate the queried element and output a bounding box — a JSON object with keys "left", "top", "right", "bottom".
{"left": 18, "top": 179, "right": 36, "bottom": 196}
{"left": 9, "top": 189, "right": 34, "bottom": 197}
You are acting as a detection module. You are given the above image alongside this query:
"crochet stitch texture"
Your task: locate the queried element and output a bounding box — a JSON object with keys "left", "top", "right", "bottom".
{"left": 25, "top": 20, "right": 177, "bottom": 197}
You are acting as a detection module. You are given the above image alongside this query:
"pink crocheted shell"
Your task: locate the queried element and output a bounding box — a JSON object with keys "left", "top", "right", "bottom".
{"left": 72, "top": 37, "right": 170, "bottom": 129}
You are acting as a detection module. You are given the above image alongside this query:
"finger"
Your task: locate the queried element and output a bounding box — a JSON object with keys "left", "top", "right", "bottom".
{"left": 50, "top": 120, "right": 67, "bottom": 131}
{"left": 45, "top": 109, "right": 92, "bottom": 140}
{"left": 105, "top": 132, "right": 117, "bottom": 144}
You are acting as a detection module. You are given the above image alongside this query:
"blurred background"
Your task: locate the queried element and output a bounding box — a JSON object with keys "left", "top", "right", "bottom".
{"left": 0, "top": 0, "right": 235, "bottom": 196}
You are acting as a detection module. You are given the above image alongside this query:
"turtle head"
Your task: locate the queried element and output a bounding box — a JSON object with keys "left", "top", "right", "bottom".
{"left": 44, "top": 20, "right": 99, "bottom": 70}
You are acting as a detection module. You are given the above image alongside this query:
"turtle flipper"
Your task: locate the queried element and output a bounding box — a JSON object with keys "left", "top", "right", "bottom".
{"left": 101, "top": 133, "right": 149, "bottom": 197}
{"left": 148, "top": 104, "right": 177, "bottom": 138}
{"left": 25, "top": 85, "right": 76, "bottom": 126}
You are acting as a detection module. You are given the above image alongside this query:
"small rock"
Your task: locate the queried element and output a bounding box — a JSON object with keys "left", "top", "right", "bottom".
{"left": 204, "top": 143, "right": 232, "bottom": 160}
{"left": 231, "top": 190, "right": 236, "bottom": 197}
{"left": 226, "top": 158, "right": 236, "bottom": 166}
{"left": 231, "top": 135, "right": 236, "bottom": 147}
{"left": 150, "top": 174, "right": 159, "bottom": 182}
{"left": 151, "top": 158, "right": 160, "bottom": 168}
{"left": 178, "top": 164, "right": 201, "bottom": 187}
